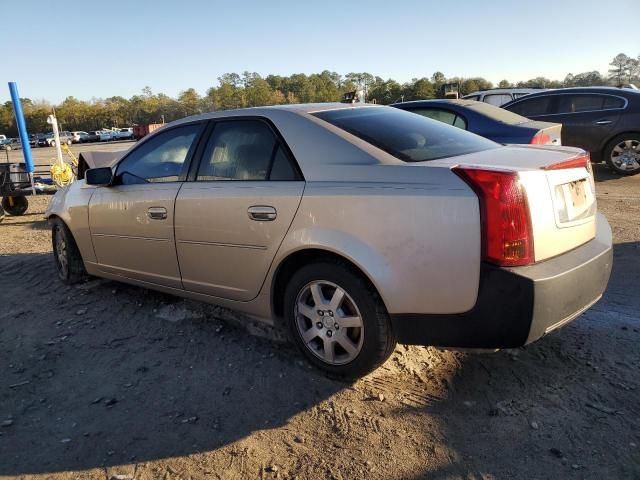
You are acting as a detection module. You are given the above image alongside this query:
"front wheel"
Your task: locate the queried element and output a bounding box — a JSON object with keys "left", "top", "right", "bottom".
{"left": 51, "top": 218, "right": 87, "bottom": 284}
{"left": 2, "top": 196, "right": 28, "bottom": 216}
{"left": 604, "top": 134, "right": 640, "bottom": 175}
{"left": 284, "top": 261, "right": 396, "bottom": 378}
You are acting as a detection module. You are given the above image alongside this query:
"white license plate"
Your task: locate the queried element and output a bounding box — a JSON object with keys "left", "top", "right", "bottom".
{"left": 555, "top": 179, "right": 593, "bottom": 223}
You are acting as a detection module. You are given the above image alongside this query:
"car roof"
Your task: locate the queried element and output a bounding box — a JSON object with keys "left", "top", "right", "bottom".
{"left": 392, "top": 99, "right": 482, "bottom": 108}
{"left": 173, "top": 102, "right": 383, "bottom": 125}
{"left": 502, "top": 86, "right": 640, "bottom": 107}
{"left": 464, "top": 88, "right": 545, "bottom": 96}
{"left": 510, "top": 86, "right": 639, "bottom": 97}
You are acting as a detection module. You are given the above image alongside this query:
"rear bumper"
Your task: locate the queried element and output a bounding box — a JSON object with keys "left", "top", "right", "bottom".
{"left": 390, "top": 213, "right": 613, "bottom": 348}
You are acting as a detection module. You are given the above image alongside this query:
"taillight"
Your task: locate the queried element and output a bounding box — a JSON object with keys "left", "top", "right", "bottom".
{"left": 542, "top": 152, "right": 591, "bottom": 171}
{"left": 530, "top": 131, "right": 551, "bottom": 145}
{"left": 453, "top": 167, "right": 534, "bottom": 267}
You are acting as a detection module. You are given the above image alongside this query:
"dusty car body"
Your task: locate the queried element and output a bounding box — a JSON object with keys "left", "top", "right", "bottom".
{"left": 46, "top": 103, "right": 613, "bottom": 377}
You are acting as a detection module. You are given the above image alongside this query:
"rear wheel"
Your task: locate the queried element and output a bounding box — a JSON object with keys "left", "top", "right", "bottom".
{"left": 0, "top": 204, "right": 4, "bottom": 223}
{"left": 284, "top": 261, "right": 396, "bottom": 378}
{"left": 1, "top": 196, "right": 28, "bottom": 216}
{"left": 51, "top": 218, "right": 86, "bottom": 284}
{"left": 50, "top": 140, "right": 56, "bottom": 147}
{"left": 604, "top": 134, "right": 640, "bottom": 175}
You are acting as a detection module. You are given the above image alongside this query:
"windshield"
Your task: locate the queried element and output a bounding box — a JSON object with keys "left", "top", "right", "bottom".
{"left": 312, "top": 107, "right": 497, "bottom": 162}
{"left": 465, "top": 102, "right": 530, "bottom": 124}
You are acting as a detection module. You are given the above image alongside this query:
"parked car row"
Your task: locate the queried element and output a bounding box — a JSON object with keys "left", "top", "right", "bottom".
{"left": 0, "top": 137, "right": 22, "bottom": 151}
{"left": 394, "top": 86, "right": 640, "bottom": 175}
{"left": 17, "top": 128, "right": 136, "bottom": 147}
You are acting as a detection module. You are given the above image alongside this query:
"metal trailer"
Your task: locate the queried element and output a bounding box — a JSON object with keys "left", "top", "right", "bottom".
{"left": 0, "top": 161, "right": 55, "bottom": 222}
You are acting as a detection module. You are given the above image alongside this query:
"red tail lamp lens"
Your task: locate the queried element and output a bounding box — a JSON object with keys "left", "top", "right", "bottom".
{"left": 453, "top": 167, "right": 534, "bottom": 267}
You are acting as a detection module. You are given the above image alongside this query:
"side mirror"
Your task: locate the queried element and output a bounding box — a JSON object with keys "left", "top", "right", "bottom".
{"left": 85, "top": 167, "right": 113, "bottom": 186}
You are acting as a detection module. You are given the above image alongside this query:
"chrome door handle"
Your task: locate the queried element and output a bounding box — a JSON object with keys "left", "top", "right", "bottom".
{"left": 248, "top": 206, "right": 277, "bottom": 221}
{"left": 148, "top": 207, "right": 167, "bottom": 220}
{"left": 595, "top": 120, "right": 612, "bottom": 125}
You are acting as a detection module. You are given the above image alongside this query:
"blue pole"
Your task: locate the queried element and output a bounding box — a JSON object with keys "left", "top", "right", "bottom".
{"left": 8, "top": 82, "right": 35, "bottom": 173}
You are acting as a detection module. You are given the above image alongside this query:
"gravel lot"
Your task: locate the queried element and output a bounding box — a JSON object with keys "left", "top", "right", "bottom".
{"left": 0, "top": 162, "right": 638, "bottom": 480}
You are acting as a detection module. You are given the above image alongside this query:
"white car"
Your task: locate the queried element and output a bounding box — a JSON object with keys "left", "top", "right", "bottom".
{"left": 71, "top": 131, "right": 88, "bottom": 143}
{"left": 98, "top": 131, "right": 113, "bottom": 142}
{"left": 463, "top": 88, "right": 546, "bottom": 106}
{"left": 113, "top": 127, "right": 134, "bottom": 140}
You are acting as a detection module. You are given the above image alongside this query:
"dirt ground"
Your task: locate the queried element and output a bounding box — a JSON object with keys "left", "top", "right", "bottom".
{"left": 0, "top": 163, "right": 638, "bottom": 480}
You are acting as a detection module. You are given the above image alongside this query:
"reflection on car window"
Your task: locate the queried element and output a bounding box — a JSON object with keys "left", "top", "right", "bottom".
{"left": 313, "top": 107, "right": 495, "bottom": 162}
{"left": 507, "top": 97, "right": 552, "bottom": 117}
{"left": 115, "top": 124, "right": 199, "bottom": 185}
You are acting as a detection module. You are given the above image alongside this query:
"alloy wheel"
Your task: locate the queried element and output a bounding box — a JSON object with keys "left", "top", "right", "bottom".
{"left": 294, "top": 280, "right": 364, "bottom": 365}
{"left": 611, "top": 139, "right": 640, "bottom": 172}
{"left": 54, "top": 226, "right": 68, "bottom": 278}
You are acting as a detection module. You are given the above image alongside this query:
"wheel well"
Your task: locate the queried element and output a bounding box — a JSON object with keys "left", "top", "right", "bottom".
{"left": 271, "top": 249, "right": 383, "bottom": 318}
{"left": 599, "top": 131, "right": 640, "bottom": 156}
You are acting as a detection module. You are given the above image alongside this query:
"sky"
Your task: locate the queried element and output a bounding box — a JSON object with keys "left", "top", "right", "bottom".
{"left": 1, "top": 0, "right": 638, "bottom": 103}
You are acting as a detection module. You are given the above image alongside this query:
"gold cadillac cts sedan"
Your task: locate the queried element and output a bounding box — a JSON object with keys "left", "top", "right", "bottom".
{"left": 46, "top": 103, "right": 613, "bottom": 378}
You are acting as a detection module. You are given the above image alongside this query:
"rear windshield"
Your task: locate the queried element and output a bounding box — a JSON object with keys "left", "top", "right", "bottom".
{"left": 312, "top": 107, "right": 497, "bottom": 162}
{"left": 465, "top": 102, "right": 530, "bottom": 124}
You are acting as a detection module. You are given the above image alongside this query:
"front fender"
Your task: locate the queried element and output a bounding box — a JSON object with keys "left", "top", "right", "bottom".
{"left": 46, "top": 181, "right": 97, "bottom": 264}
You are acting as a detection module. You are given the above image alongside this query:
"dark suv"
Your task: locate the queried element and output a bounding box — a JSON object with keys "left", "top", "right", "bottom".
{"left": 503, "top": 87, "right": 640, "bottom": 175}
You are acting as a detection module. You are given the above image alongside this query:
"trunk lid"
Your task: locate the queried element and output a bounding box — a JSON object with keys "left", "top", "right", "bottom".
{"left": 431, "top": 145, "right": 596, "bottom": 262}
{"left": 521, "top": 120, "right": 562, "bottom": 145}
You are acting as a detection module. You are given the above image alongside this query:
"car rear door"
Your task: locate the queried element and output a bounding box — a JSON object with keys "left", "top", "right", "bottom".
{"left": 88, "top": 123, "right": 203, "bottom": 288}
{"left": 551, "top": 94, "right": 624, "bottom": 152}
{"left": 174, "top": 118, "right": 304, "bottom": 301}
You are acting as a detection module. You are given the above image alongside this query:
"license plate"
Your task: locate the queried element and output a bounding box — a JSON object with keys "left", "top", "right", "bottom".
{"left": 555, "top": 179, "right": 593, "bottom": 223}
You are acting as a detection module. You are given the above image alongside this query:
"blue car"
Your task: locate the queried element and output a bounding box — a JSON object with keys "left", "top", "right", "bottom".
{"left": 391, "top": 99, "right": 562, "bottom": 145}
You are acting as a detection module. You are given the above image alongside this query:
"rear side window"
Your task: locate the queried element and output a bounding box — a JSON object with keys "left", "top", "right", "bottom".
{"left": 313, "top": 107, "right": 496, "bottom": 162}
{"left": 556, "top": 95, "right": 607, "bottom": 114}
{"left": 483, "top": 93, "right": 512, "bottom": 106}
{"left": 506, "top": 97, "right": 552, "bottom": 117}
{"left": 603, "top": 96, "right": 625, "bottom": 109}
{"left": 409, "top": 108, "right": 467, "bottom": 130}
{"left": 196, "top": 120, "right": 300, "bottom": 181}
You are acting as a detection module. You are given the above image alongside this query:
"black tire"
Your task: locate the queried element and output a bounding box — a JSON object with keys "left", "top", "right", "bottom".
{"left": 0, "top": 204, "right": 4, "bottom": 223}
{"left": 604, "top": 133, "right": 640, "bottom": 176}
{"left": 284, "top": 261, "right": 396, "bottom": 379}
{"left": 2, "top": 196, "right": 28, "bottom": 216}
{"left": 51, "top": 218, "right": 87, "bottom": 284}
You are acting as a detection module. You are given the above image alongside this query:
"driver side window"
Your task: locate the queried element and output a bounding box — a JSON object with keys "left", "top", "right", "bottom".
{"left": 115, "top": 124, "right": 200, "bottom": 185}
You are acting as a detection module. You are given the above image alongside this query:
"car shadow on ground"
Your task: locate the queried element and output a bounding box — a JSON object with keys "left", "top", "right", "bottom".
{"left": 401, "top": 241, "right": 640, "bottom": 479}
{"left": 593, "top": 162, "right": 625, "bottom": 182}
{"left": 0, "top": 253, "right": 346, "bottom": 475}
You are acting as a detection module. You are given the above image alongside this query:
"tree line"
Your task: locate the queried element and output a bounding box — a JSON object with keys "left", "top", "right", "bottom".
{"left": 1, "top": 52, "right": 638, "bottom": 137}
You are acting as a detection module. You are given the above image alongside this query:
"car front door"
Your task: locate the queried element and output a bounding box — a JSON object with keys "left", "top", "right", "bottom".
{"left": 88, "top": 123, "right": 203, "bottom": 288}
{"left": 175, "top": 118, "right": 304, "bottom": 301}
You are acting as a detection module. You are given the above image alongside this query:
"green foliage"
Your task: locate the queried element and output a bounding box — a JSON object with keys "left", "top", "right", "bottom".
{"left": 1, "top": 52, "right": 637, "bottom": 137}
